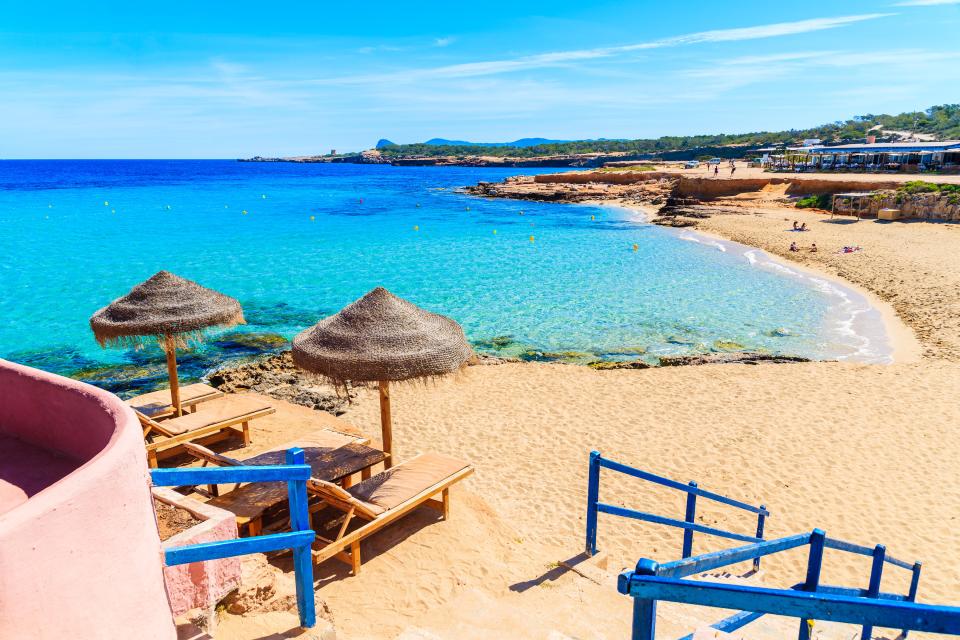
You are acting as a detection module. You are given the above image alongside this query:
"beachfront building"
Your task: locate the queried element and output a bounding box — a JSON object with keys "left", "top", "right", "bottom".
{"left": 778, "top": 141, "right": 960, "bottom": 173}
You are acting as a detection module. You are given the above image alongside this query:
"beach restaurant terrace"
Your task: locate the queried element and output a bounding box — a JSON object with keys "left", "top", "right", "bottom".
{"left": 780, "top": 141, "right": 960, "bottom": 173}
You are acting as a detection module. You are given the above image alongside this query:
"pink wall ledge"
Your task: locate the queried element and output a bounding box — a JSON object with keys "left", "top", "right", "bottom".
{"left": 0, "top": 359, "right": 176, "bottom": 639}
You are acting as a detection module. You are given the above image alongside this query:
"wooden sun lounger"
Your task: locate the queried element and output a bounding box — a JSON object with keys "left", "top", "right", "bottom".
{"left": 309, "top": 453, "right": 473, "bottom": 575}
{"left": 136, "top": 395, "right": 275, "bottom": 467}
{"left": 185, "top": 430, "right": 372, "bottom": 535}
{"left": 127, "top": 382, "right": 223, "bottom": 419}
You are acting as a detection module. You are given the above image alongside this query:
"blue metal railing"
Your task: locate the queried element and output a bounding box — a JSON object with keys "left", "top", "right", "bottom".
{"left": 586, "top": 453, "right": 950, "bottom": 639}
{"left": 655, "top": 530, "right": 924, "bottom": 639}
{"left": 151, "top": 448, "right": 316, "bottom": 628}
{"left": 585, "top": 451, "right": 768, "bottom": 568}
{"left": 618, "top": 529, "right": 957, "bottom": 640}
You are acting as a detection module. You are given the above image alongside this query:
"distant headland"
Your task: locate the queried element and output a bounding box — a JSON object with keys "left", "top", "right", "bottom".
{"left": 240, "top": 104, "right": 960, "bottom": 167}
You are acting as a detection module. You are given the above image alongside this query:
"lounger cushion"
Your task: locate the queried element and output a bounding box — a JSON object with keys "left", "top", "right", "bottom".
{"left": 347, "top": 453, "right": 470, "bottom": 512}
{"left": 157, "top": 395, "right": 273, "bottom": 435}
{"left": 310, "top": 478, "right": 367, "bottom": 508}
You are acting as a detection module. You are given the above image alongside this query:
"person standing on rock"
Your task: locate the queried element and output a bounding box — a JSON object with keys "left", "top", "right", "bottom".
{"left": 714, "top": 165, "right": 719, "bottom": 177}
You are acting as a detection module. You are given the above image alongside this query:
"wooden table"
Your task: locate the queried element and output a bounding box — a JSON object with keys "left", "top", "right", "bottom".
{"left": 242, "top": 442, "right": 387, "bottom": 486}
{"left": 208, "top": 442, "right": 387, "bottom": 536}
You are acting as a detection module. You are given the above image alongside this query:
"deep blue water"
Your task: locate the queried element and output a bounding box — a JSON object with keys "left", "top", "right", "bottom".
{"left": 0, "top": 160, "right": 887, "bottom": 395}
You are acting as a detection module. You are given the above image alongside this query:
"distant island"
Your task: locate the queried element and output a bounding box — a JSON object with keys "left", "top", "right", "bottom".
{"left": 376, "top": 137, "right": 574, "bottom": 149}
{"left": 241, "top": 104, "right": 960, "bottom": 167}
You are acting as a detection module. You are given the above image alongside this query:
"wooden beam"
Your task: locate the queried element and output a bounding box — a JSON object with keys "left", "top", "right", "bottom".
{"left": 164, "top": 335, "right": 182, "bottom": 417}
{"left": 379, "top": 381, "right": 393, "bottom": 468}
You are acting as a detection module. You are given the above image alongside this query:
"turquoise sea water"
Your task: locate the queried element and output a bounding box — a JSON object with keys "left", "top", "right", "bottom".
{"left": 0, "top": 161, "right": 889, "bottom": 395}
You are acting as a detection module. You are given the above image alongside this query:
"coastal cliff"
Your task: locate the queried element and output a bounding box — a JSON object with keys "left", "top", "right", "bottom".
{"left": 465, "top": 169, "right": 960, "bottom": 224}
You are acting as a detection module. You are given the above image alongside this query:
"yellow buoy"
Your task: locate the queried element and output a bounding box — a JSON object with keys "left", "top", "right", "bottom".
{"left": 591, "top": 215, "right": 595, "bottom": 221}
{"left": 242, "top": 210, "right": 248, "bottom": 215}
{"left": 413, "top": 225, "right": 419, "bottom": 231}
{"left": 261, "top": 194, "right": 266, "bottom": 199}
{"left": 104, "top": 201, "right": 109, "bottom": 206}
{"left": 529, "top": 235, "right": 535, "bottom": 242}
{"left": 632, "top": 244, "right": 639, "bottom": 251}
{"left": 492, "top": 229, "right": 497, "bottom": 234}
{"left": 310, "top": 215, "right": 315, "bottom": 221}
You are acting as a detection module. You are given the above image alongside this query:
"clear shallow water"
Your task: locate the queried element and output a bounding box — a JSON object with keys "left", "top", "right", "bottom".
{"left": 0, "top": 160, "right": 889, "bottom": 394}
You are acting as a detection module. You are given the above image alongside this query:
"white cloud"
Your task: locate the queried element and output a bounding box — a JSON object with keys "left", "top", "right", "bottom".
{"left": 309, "top": 13, "right": 892, "bottom": 85}
{"left": 895, "top": 0, "right": 960, "bottom": 5}
{"left": 434, "top": 37, "right": 455, "bottom": 47}
{"left": 638, "top": 14, "right": 893, "bottom": 47}
{"left": 680, "top": 47, "right": 960, "bottom": 99}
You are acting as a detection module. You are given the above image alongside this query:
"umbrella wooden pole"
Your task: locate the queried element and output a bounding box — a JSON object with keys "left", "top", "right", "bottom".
{"left": 164, "top": 335, "right": 182, "bottom": 417}
{"left": 378, "top": 380, "right": 393, "bottom": 468}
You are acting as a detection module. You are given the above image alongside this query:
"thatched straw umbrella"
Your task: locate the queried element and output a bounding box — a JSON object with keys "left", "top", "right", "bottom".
{"left": 90, "top": 270, "right": 244, "bottom": 416}
{"left": 292, "top": 287, "right": 472, "bottom": 467}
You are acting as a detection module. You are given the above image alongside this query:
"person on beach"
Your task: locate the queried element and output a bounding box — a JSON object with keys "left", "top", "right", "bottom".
{"left": 790, "top": 241, "right": 799, "bottom": 252}
{"left": 793, "top": 221, "right": 800, "bottom": 230}
{"left": 714, "top": 165, "right": 719, "bottom": 176}
{"left": 800, "top": 222, "right": 808, "bottom": 231}
{"left": 810, "top": 243, "right": 818, "bottom": 252}
{"left": 730, "top": 163, "right": 736, "bottom": 175}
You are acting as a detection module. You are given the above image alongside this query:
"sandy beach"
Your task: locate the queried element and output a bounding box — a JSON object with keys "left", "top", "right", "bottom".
{"left": 197, "top": 182, "right": 960, "bottom": 639}
{"left": 694, "top": 206, "right": 960, "bottom": 361}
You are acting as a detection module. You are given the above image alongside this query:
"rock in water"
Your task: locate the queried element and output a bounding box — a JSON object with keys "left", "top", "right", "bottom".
{"left": 658, "top": 352, "right": 812, "bottom": 367}
{"left": 588, "top": 360, "right": 652, "bottom": 370}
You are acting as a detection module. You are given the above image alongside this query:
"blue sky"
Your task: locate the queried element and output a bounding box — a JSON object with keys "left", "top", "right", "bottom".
{"left": 2, "top": 0, "right": 959, "bottom": 158}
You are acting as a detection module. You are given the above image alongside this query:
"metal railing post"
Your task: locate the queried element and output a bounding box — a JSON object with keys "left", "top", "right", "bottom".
{"left": 586, "top": 450, "right": 601, "bottom": 556}
{"left": 861, "top": 544, "right": 886, "bottom": 640}
{"left": 286, "top": 448, "right": 316, "bottom": 628}
{"left": 631, "top": 559, "right": 660, "bottom": 640}
{"left": 753, "top": 504, "right": 766, "bottom": 572}
{"left": 798, "top": 529, "right": 826, "bottom": 640}
{"left": 682, "top": 481, "right": 698, "bottom": 558}
{"left": 903, "top": 561, "right": 923, "bottom": 638}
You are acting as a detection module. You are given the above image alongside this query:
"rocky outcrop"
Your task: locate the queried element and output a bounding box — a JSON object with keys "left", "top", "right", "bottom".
{"left": 587, "top": 360, "right": 652, "bottom": 370}
{"left": 462, "top": 174, "right": 677, "bottom": 206}
{"left": 533, "top": 171, "right": 909, "bottom": 199}
{"left": 206, "top": 352, "right": 353, "bottom": 414}
{"left": 833, "top": 190, "right": 960, "bottom": 221}
{"left": 657, "top": 353, "right": 812, "bottom": 366}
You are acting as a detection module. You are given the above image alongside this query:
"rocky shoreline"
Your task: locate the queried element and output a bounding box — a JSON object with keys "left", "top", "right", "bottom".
{"left": 206, "top": 351, "right": 353, "bottom": 414}
{"left": 239, "top": 150, "right": 654, "bottom": 168}
{"left": 205, "top": 348, "right": 811, "bottom": 413}
{"left": 461, "top": 172, "right": 719, "bottom": 228}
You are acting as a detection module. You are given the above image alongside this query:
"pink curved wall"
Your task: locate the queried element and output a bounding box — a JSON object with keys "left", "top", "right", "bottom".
{"left": 0, "top": 359, "right": 176, "bottom": 639}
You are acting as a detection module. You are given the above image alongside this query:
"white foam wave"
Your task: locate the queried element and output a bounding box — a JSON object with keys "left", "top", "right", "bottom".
{"left": 679, "top": 233, "right": 727, "bottom": 252}
{"left": 660, "top": 224, "right": 893, "bottom": 364}
{"left": 741, "top": 251, "right": 891, "bottom": 364}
